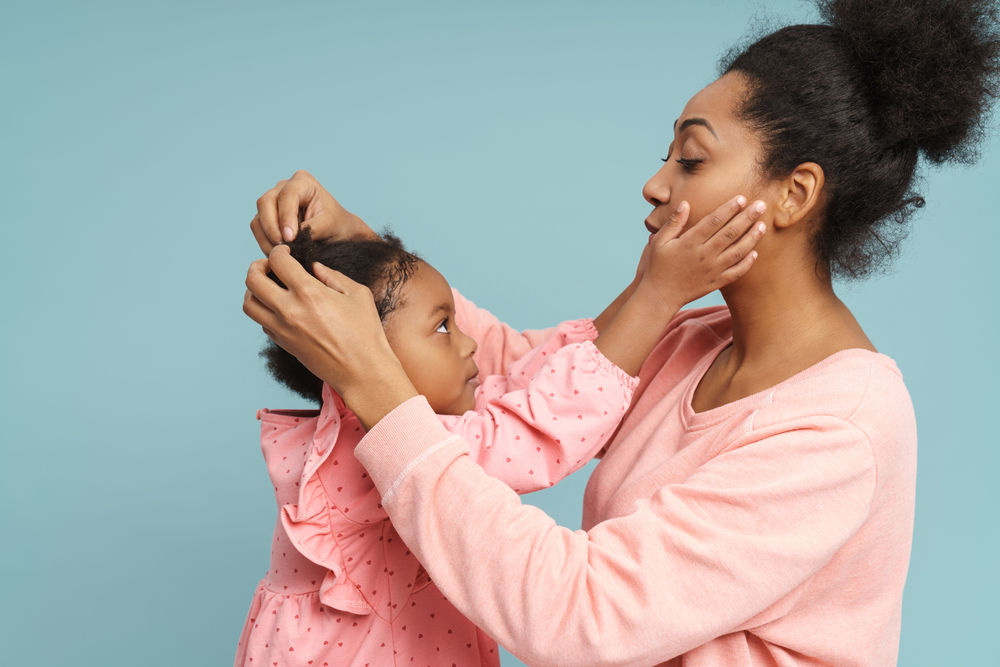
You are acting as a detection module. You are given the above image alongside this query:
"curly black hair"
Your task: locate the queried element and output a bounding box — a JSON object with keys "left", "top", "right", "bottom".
{"left": 259, "top": 229, "right": 420, "bottom": 405}
{"left": 720, "top": 0, "right": 1000, "bottom": 279}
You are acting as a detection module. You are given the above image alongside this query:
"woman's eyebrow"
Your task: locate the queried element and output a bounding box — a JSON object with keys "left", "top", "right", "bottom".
{"left": 674, "top": 117, "right": 719, "bottom": 140}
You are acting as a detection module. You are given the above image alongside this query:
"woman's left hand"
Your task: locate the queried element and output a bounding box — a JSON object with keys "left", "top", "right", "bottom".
{"left": 243, "top": 245, "right": 418, "bottom": 429}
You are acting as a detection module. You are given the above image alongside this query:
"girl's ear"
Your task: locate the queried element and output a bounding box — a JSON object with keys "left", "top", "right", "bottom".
{"left": 772, "top": 162, "right": 824, "bottom": 229}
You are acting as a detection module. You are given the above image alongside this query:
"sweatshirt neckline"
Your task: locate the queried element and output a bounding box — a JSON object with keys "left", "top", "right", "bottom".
{"left": 680, "top": 338, "right": 898, "bottom": 430}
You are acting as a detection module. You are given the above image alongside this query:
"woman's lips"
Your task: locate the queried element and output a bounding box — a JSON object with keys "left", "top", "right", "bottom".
{"left": 466, "top": 377, "right": 481, "bottom": 387}
{"left": 644, "top": 219, "right": 659, "bottom": 234}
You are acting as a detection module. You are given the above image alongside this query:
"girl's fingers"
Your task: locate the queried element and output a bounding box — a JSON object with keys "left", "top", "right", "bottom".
{"left": 654, "top": 201, "right": 690, "bottom": 242}
{"left": 718, "top": 249, "right": 759, "bottom": 286}
{"left": 722, "top": 220, "right": 767, "bottom": 267}
{"left": 707, "top": 200, "right": 767, "bottom": 252}
{"left": 686, "top": 195, "right": 748, "bottom": 245}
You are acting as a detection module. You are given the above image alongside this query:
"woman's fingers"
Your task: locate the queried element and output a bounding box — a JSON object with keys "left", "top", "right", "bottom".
{"left": 255, "top": 179, "right": 290, "bottom": 247}
{"left": 242, "top": 287, "right": 279, "bottom": 332}
{"left": 312, "top": 262, "right": 362, "bottom": 296}
{"left": 685, "top": 195, "right": 748, "bottom": 245}
{"left": 250, "top": 215, "right": 276, "bottom": 256}
{"left": 276, "top": 171, "right": 319, "bottom": 241}
{"left": 264, "top": 244, "right": 320, "bottom": 293}
{"left": 244, "top": 257, "right": 286, "bottom": 312}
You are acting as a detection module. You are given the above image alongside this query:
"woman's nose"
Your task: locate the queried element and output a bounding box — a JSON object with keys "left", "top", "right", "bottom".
{"left": 642, "top": 165, "right": 671, "bottom": 207}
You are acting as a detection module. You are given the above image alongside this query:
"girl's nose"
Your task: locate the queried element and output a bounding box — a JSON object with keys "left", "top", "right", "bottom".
{"left": 642, "top": 164, "right": 671, "bottom": 207}
{"left": 459, "top": 328, "right": 478, "bottom": 358}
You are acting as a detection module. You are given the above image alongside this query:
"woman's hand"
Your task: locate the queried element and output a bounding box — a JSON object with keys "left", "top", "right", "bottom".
{"left": 250, "top": 170, "right": 379, "bottom": 255}
{"left": 635, "top": 196, "right": 767, "bottom": 316}
{"left": 243, "top": 245, "right": 418, "bottom": 429}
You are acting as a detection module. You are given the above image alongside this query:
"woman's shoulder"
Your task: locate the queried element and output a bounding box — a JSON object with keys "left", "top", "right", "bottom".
{"left": 756, "top": 351, "right": 915, "bottom": 458}
{"left": 671, "top": 304, "right": 733, "bottom": 335}
{"left": 657, "top": 305, "right": 734, "bottom": 352}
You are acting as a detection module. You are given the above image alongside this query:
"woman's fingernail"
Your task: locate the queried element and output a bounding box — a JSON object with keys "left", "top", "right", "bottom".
{"left": 752, "top": 250, "right": 758, "bottom": 259}
{"left": 282, "top": 226, "right": 294, "bottom": 241}
{"left": 757, "top": 222, "right": 766, "bottom": 233}
{"left": 736, "top": 196, "right": 747, "bottom": 207}
{"left": 754, "top": 201, "right": 767, "bottom": 213}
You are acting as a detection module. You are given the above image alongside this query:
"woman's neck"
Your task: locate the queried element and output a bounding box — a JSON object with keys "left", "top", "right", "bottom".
{"left": 692, "top": 252, "right": 876, "bottom": 413}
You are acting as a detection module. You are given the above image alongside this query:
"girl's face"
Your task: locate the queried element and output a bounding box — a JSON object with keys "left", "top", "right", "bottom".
{"left": 384, "top": 261, "right": 480, "bottom": 416}
{"left": 642, "top": 73, "right": 776, "bottom": 238}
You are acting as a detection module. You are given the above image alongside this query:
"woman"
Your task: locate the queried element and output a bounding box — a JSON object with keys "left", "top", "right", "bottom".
{"left": 243, "top": 0, "right": 999, "bottom": 664}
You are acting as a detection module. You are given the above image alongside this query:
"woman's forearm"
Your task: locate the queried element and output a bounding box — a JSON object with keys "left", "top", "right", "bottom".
{"left": 355, "top": 400, "right": 876, "bottom": 667}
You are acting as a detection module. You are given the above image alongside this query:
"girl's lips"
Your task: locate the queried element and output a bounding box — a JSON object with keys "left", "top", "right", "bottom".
{"left": 466, "top": 377, "right": 480, "bottom": 387}
{"left": 644, "top": 220, "right": 659, "bottom": 234}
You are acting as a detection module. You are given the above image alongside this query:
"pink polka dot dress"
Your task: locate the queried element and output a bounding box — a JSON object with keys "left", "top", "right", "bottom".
{"left": 234, "top": 320, "right": 636, "bottom": 667}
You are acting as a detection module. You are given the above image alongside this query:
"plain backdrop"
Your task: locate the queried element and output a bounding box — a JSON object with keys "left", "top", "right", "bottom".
{"left": 2, "top": 1, "right": 997, "bottom": 665}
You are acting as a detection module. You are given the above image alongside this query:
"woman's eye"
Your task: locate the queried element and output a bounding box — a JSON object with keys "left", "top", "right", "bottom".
{"left": 436, "top": 319, "right": 450, "bottom": 334}
{"left": 676, "top": 157, "right": 704, "bottom": 172}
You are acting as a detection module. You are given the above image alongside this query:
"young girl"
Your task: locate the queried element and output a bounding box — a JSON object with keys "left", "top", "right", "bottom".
{"left": 236, "top": 218, "right": 764, "bottom": 666}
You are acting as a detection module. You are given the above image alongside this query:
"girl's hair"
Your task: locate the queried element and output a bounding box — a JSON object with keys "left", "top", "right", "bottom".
{"left": 720, "top": 0, "right": 1000, "bottom": 279}
{"left": 260, "top": 229, "right": 420, "bottom": 405}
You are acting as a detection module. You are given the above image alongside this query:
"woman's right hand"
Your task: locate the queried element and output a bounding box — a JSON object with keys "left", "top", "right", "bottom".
{"left": 250, "top": 170, "right": 379, "bottom": 255}
{"left": 244, "top": 245, "right": 419, "bottom": 430}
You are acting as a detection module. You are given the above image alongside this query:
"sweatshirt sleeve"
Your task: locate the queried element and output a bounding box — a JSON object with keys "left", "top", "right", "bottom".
{"left": 438, "top": 340, "right": 636, "bottom": 495}
{"left": 453, "top": 288, "right": 598, "bottom": 377}
{"left": 355, "top": 403, "right": 877, "bottom": 667}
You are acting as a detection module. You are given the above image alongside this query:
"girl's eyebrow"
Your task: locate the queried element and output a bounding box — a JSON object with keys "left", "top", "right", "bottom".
{"left": 429, "top": 303, "right": 453, "bottom": 319}
{"left": 674, "top": 117, "right": 719, "bottom": 140}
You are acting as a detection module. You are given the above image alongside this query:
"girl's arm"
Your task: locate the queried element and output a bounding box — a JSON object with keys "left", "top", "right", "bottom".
{"left": 440, "top": 336, "right": 637, "bottom": 495}
{"left": 452, "top": 290, "right": 597, "bottom": 378}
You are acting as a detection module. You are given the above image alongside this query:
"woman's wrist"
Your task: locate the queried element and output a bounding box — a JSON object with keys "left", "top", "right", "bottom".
{"left": 336, "top": 355, "right": 420, "bottom": 431}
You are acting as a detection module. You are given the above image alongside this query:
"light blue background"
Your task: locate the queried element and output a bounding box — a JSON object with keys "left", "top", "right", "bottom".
{"left": 2, "top": 1, "right": 996, "bottom": 665}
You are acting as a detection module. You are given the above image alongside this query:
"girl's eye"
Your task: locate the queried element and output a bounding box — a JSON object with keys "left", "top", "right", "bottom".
{"left": 436, "top": 319, "right": 450, "bottom": 334}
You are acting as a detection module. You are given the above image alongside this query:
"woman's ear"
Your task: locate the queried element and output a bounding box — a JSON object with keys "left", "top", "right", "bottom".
{"left": 772, "top": 162, "right": 824, "bottom": 229}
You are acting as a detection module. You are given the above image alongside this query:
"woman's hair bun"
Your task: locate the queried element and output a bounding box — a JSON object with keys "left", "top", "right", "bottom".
{"left": 820, "top": 0, "right": 1000, "bottom": 163}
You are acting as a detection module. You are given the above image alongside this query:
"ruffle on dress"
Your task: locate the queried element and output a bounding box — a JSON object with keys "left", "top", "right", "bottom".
{"left": 279, "top": 384, "right": 429, "bottom": 622}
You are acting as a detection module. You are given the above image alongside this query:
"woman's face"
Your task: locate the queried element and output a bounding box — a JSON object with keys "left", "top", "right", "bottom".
{"left": 643, "top": 74, "right": 774, "bottom": 235}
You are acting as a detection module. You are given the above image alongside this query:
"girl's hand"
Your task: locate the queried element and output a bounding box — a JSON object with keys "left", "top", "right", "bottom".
{"left": 635, "top": 196, "right": 767, "bottom": 316}
{"left": 243, "top": 245, "right": 418, "bottom": 429}
{"left": 633, "top": 236, "right": 653, "bottom": 286}
{"left": 250, "top": 170, "right": 378, "bottom": 256}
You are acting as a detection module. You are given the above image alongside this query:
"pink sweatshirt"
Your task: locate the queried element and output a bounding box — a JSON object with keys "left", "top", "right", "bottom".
{"left": 355, "top": 297, "right": 918, "bottom": 667}
{"left": 234, "top": 317, "right": 638, "bottom": 667}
